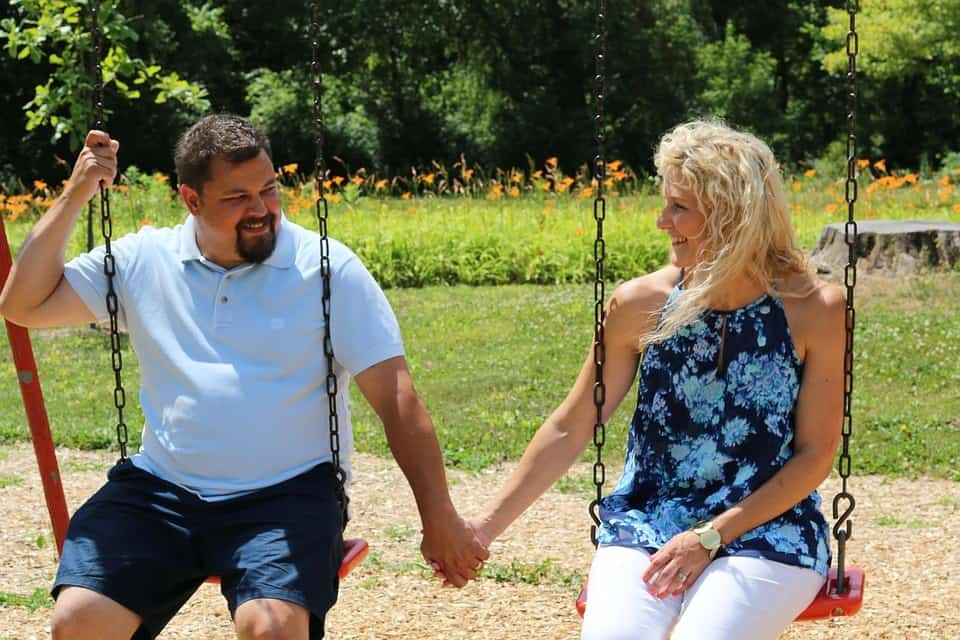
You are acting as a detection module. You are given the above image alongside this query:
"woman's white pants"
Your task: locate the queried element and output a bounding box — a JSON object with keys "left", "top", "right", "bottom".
{"left": 581, "top": 544, "right": 825, "bottom": 640}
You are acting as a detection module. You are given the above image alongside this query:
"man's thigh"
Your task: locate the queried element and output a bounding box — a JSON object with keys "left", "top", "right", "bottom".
{"left": 53, "top": 460, "right": 207, "bottom": 638}
{"left": 206, "top": 463, "right": 345, "bottom": 640}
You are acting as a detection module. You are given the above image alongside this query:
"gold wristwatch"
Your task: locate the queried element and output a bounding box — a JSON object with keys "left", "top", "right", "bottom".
{"left": 691, "top": 521, "right": 723, "bottom": 559}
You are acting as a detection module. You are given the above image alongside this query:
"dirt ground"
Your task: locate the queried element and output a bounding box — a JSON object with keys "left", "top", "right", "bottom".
{"left": 1, "top": 444, "right": 957, "bottom": 639}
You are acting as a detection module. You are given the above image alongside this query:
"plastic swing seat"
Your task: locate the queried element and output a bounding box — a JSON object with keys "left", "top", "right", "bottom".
{"left": 205, "top": 537, "right": 370, "bottom": 585}
{"left": 575, "top": 565, "right": 865, "bottom": 620}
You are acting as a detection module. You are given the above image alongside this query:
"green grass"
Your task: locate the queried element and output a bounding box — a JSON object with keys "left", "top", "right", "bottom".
{"left": 0, "top": 474, "right": 22, "bottom": 488}
{"left": 61, "top": 459, "right": 111, "bottom": 473}
{"left": 874, "top": 515, "right": 931, "bottom": 528}
{"left": 480, "top": 558, "right": 583, "bottom": 589}
{"left": 0, "top": 588, "right": 53, "bottom": 611}
{"left": 5, "top": 174, "right": 959, "bottom": 288}
{"left": 2, "top": 275, "right": 959, "bottom": 479}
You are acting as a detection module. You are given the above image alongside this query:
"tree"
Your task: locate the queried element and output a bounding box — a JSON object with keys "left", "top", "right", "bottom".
{"left": 1, "top": 0, "right": 210, "bottom": 149}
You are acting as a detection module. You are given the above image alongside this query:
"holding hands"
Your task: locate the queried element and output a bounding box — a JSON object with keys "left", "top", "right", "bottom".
{"left": 421, "top": 511, "right": 489, "bottom": 588}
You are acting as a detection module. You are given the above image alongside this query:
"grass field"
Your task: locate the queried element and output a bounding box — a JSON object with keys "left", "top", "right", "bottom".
{"left": 2, "top": 275, "right": 958, "bottom": 480}
{"left": 2, "top": 168, "right": 959, "bottom": 479}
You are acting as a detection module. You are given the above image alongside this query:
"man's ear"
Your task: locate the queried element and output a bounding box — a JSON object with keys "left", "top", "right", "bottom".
{"left": 179, "top": 183, "right": 202, "bottom": 216}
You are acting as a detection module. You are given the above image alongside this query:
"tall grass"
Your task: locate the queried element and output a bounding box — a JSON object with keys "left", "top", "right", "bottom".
{"left": 2, "top": 161, "right": 959, "bottom": 287}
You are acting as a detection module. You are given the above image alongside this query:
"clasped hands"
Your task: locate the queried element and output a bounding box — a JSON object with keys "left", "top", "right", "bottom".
{"left": 421, "top": 516, "right": 491, "bottom": 588}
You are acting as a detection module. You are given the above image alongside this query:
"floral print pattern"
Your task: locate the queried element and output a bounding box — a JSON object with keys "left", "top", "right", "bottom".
{"left": 597, "top": 289, "right": 831, "bottom": 575}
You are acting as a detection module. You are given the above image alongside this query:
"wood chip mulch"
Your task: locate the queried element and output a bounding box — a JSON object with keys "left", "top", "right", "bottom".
{"left": 1, "top": 444, "right": 957, "bottom": 639}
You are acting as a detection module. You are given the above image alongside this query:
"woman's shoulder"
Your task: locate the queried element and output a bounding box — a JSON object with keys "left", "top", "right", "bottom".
{"left": 604, "top": 267, "right": 679, "bottom": 348}
{"left": 610, "top": 266, "right": 680, "bottom": 312}
{"left": 781, "top": 278, "right": 845, "bottom": 317}
{"left": 780, "top": 279, "right": 846, "bottom": 352}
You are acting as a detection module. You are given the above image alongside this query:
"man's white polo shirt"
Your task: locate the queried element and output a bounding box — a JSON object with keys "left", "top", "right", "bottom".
{"left": 64, "top": 213, "right": 404, "bottom": 499}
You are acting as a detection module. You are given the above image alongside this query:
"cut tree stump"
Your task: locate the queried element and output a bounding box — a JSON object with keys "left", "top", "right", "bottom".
{"left": 810, "top": 220, "right": 960, "bottom": 276}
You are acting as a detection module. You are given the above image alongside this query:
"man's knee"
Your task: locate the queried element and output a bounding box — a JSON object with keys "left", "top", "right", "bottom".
{"left": 235, "top": 598, "right": 310, "bottom": 640}
{"left": 51, "top": 586, "right": 140, "bottom": 640}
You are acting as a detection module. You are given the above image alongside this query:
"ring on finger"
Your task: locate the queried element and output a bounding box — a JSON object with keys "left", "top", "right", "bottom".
{"left": 676, "top": 571, "right": 689, "bottom": 582}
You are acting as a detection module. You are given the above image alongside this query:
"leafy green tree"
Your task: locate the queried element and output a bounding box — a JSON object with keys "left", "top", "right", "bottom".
{"left": 693, "top": 22, "right": 778, "bottom": 136}
{"left": 0, "top": 0, "right": 210, "bottom": 148}
{"left": 822, "top": 0, "right": 960, "bottom": 169}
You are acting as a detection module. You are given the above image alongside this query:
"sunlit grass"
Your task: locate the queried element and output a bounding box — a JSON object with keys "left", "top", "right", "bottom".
{"left": 3, "top": 161, "right": 959, "bottom": 287}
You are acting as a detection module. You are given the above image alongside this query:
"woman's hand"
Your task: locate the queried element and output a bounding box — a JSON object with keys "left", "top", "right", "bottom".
{"left": 642, "top": 530, "right": 712, "bottom": 598}
{"left": 428, "top": 517, "right": 493, "bottom": 587}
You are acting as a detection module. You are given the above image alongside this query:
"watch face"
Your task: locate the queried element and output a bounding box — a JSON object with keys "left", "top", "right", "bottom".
{"left": 700, "top": 528, "right": 722, "bottom": 549}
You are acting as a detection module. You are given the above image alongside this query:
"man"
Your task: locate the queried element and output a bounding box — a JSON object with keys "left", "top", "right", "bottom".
{"left": 0, "top": 114, "right": 487, "bottom": 639}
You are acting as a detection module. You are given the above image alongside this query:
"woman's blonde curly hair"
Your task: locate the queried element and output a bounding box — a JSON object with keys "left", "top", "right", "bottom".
{"left": 644, "top": 119, "right": 816, "bottom": 347}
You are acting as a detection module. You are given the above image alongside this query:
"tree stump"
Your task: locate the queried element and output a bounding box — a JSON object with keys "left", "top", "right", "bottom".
{"left": 810, "top": 220, "right": 960, "bottom": 276}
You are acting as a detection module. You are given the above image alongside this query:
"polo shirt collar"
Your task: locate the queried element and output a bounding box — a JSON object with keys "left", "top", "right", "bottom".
{"left": 178, "top": 212, "right": 295, "bottom": 269}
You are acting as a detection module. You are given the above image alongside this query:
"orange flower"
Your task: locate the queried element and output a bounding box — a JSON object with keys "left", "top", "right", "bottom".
{"left": 375, "top": 179, "right": 388, "bottom": 191}
{"left": 575, "top": 227, "right": 586, "bottom": 236}
{"left": 401, "top": 191, "right": 412, "bottom": 200}
{"left": 154, "top": 174, "right": 169, "bottom": 183}
{"left": 462, "top": 168, "right": 475, "bottom": 180}
{"left": 825, "top": 204, "right": 838, "bottom": 214}
{"left": 857, "top": 159, "right": 870, "bottom": 168}
{"left": 332, "top": 176, "right": 344, "bottom": 186}
{"left": 282, "top": 163, "right": 299, "bottom": 175}
{"left": 873, "top": 159, "right": 887, "bottom": 172}
{"left": 804, "top": 169, "right": 816, "bottom": 178}
{"left": 422, "top": 173, "right": 435, "bottom": 185}
{"left": 545, "top": 156, "right": 558, "bottom": 168}
{"left": 510, "top": 172, "right": 522, "bottom": 184}
{"left": 953, "top": 204, "right": 960, "bottom": 213}
{"left": 508, "top": 186, "right": 520, "bottom": 198}
{"left": 33, "top": 179, "right": 48, "bottom": 191}
{"left": 939, "top": 175, "right": 952, "bottom": 187}
{"left": 140, "top": 218, "right": 153, "bottom": 227}
{"left": 607, "top": 160, "right": 623, "bottom": 171}
{"left": 791, "top": 182, "right": 802, "bottom": 192}
{"left": 351, "top": 175, "right": 364, "bottom": 186}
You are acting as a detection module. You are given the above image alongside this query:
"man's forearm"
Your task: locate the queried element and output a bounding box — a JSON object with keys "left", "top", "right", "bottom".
{"left": 381, "top": 393, "right": 457, "bottom": 523}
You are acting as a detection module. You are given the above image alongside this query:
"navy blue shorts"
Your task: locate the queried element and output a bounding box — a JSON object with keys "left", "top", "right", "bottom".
{"left": 53, "top": 459, "right": 344, "bottom": 639}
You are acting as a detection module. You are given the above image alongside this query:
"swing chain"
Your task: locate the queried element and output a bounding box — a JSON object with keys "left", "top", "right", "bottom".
{"left": 91, "top": 0, "right": 129, "bottom": 462}
{"left": 833, "top": 0, "right": 859, "bottom": 595}
{"left": 311, "top": 1, "right": 349, "bottom": 529}
{"left": 588, "top": 0, "right": 608, "bottom": 548}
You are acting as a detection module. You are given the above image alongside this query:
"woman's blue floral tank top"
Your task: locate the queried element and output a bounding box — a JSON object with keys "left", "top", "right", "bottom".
{"left": 597, "top": 284, "right": 831, "bottom": 576}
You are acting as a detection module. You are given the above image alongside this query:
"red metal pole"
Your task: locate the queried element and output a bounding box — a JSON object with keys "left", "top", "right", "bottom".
{"left": 0, "top": 216, "right": 70, "bottom": 555}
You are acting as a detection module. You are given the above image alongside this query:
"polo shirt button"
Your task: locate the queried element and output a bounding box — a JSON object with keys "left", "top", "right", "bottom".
{"left": 220, "top": 296, "right": 229, "bottom": 304}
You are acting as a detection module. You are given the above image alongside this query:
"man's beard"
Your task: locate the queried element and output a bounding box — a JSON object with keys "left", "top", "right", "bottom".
{"left": 235, "top": 213, "right": 277, "bottom": 263}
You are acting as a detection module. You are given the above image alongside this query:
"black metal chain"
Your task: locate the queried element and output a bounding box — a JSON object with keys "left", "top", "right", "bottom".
{"left": 588, "top": 0, "right": 608, "bottom": 548}
{"left": 90, "top": 0, "right": 129, "bottom": 461}
{"left": 311, "top": 1, "right": 349, "bottom": 530}
{"left": 832, "top": 0, "right": 859, "bottom": 595}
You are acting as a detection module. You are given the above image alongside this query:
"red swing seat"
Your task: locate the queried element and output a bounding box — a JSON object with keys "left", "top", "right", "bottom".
{"left": 575, "top": 565, "right": 865, "bottom": 620}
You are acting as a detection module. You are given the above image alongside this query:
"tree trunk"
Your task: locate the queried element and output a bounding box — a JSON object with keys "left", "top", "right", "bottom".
{"left": 810, "top": 220, "right": 960, "bottom": 276}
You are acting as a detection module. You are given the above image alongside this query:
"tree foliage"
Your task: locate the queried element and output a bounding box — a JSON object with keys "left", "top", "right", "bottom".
{"left": 1, "top": 0, "right": 958, "bottom": 184}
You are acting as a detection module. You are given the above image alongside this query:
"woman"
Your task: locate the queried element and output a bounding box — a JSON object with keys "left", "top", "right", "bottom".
{"left": 466, "top": 120, "right": 845, "bottom": 639}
